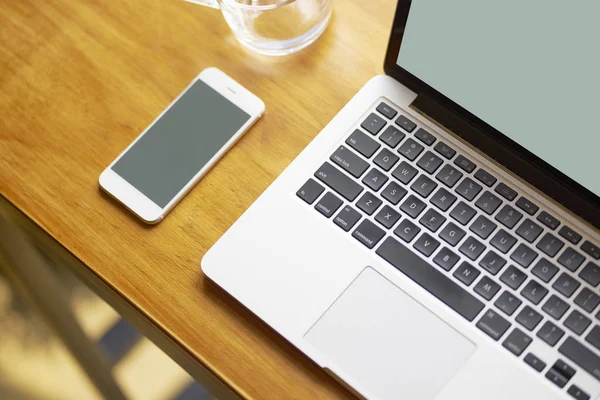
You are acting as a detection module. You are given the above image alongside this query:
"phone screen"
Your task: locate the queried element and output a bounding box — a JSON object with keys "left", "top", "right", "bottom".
{"left": 112, "top": 80, "right": 251, "bottom": 208}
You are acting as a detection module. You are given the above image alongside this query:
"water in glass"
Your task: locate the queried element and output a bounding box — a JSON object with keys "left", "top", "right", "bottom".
{"left": 190, "top": 0, "right": 332, "bottom": 56}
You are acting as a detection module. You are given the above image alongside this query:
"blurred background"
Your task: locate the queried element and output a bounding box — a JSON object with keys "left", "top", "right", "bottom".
{"left": 0, "top": 245, "right": 212, "bottom": 400}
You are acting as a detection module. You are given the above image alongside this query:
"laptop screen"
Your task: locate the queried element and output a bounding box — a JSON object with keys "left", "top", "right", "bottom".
{"left": 396, "top": 0, "right": 600, "bottom": 198}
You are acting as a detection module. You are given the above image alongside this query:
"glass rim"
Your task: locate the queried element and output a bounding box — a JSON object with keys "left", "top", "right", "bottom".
{"left": 220, "top": 0, "right": 298, "bottom": 11}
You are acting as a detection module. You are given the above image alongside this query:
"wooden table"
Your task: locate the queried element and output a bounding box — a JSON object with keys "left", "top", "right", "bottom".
{"left": 0, "top": 0, "right": 395, "bottom": 397}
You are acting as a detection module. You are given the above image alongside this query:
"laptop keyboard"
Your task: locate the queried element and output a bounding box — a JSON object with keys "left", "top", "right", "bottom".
{"left": 296, "top": 99, "right": 600, "bottom": 398}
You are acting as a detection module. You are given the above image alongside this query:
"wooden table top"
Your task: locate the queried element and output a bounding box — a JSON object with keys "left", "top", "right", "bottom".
{"left": 0, "top": 0, "right": 395, "bottom": 397}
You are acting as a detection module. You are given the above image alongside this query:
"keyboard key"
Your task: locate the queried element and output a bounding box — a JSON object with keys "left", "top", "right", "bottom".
{"left": 474, "top": 276, "right": 501, "bottom": 300}
{"left": 567, "top": 385, "right": 590, "bottom": 400}
{"left": 495, "top": 291, "right": 522, "bottom": 316}
{"left": 400, "top": 195, "right": 426, "bottom": 218}
{"left": 419, "top": 208, "right": 446, "bottom": 232}
{"left": 362, "top": 168, "right": 388, "bottom": 192}
{"left": 417, "top": 151, "right": 443, "bottom": 174}
{"left": 521, "top": 280, "right": 548, "bottom": 305}
{"left": 470, "top": 215, "right": 497, "bottom": 239}
{"left": 559, "top": 248, "right": 586, "bottom": 272}
{"left": 554, "top": 360, "right": 576, "bottom": 380}
{"left": 392, "top": 161, "right": 418, "bottom": 184}
{"left": 430, "top": 188, "right": 457, "bottom": 212}
{"left": 537, "top": 321, "right": 565, "bottom": 347}
{"left": 434, "top": 141, "right": 456, "bottom": 159}
{"left": 413, "top": 232, "right": 440, "bottom": 257}
{"left": 377, "top": 237, "right": 485, "bottom": 321}
{"left": 352, "top": 219, "right": 385, "bottom": 249}
{"left": 503, "top": 328, "right": 532, "bottom": 356}
{"left": 581, "top": 240, "right": 600, "bottom": 260}
{"left": 579, "top": 262, "right": 600, "bottom": 287}
{"left": 376, "top": 102, "right": 397, "bottom": 119}
{"left": 454, "top": 155, "right": 476, "bottom": 173}
{"left": 553, "top": 273, "right": 581, "bottom": 298}
{"left": 330, "top": 145, "right": 369, "bottom": 178}
{"left": 315, "top": 192, "right": 343, "bottom": 218}
{"left": 515, "top": 219, "right": 544, "bottom": 243}
{"left": 453, "top": 261, "right": 480, "bottom": 286}
{"left": 398, "top": 138, "right": 424, "bottom": 161}
{"left": 459, "top": 237, "right": 486, "bottom": 261}
{"left": 333, "top": 206, "right": 361, "bottom": 232}
{"left": 542, "top": 295, "right": 570, "bottom": 320}
{"left": 452, "top": 261, "right": 480, "bottom": 286}
{"left": 495, "top": 205, "right": 523, "bottom": 229}
{"left": 512, "top": 210, "right": 539, "bottom": 235}
{"left": 435, "top": 164, "right": 463, "bottom": 188}
{"left": 585, "top": 326, "right": 600, "bottom": 351}
{"left": 479, "top": 250, "right": 506, "bottom": 275}
{"left": 494, "top": 183, "right": 518, "bottom": 201}
{"left": 475, "top": 191, "right": 503, "bottom": 215}
{"left": 455, "top": 178, "right": 482, "bottom": 201}
{"left": 537, "top": 211, "right": 561, "bottom": 230}
{"left": 361, "top": 112, "right": 386, "bottom": 135}
{"left": 559, "top": 337, "right": 600, "bottom": 381}
{"left": 575, "top": 288, "right": 600, "bottom": 313}
{"left": 564, "top": 310, "right": 591, "bottom": 335}
{"left": 315, "top": 162, "right": 363, "bottom": 201}
{"left": 449, "top": 201, "right": 477, "bottom": 226}
{"left": 531, "top": 259, "right": 559, "bottom": 283}
{"left": 373, "top": 148, "right": 399, "bottom": 171}
{"left": 346, "top": 129, "right": 380, "bottom": 158}
{"left": 516, "top": 306, "right": 543, "bottom": 331}
{"left": 381, "top": 181, "right": 407, "bottom": 205}
{"left": 500, "top": 265, "right": 527, "bottom": 290}
{"left": 510, "top": 243, "right": 538, "bottom": 268}
{"left": 476, "top": 309, "right": 510, "bottom": 340}
{"left": 474, "top": 169, "right": 497, "bottom": 187}
{"left": 297, "top": 179, "right": 324, "bottom": 204}
{"left": 439, "top": 222, "right": 466, "bottom": 247}
{"left": 490, "top": 229, "right": 518, "bottom": 254}
{"left": 356, "top": 192, "right": 382, "bottom": 215}
{"left": 379, "top": 125, "right": 405, "bottom": 148}
{"left": 433, "top": 247, "right": 460, "bottom": 271}
{"left": 395, "top": 114, "right": 417, "bottom": 132}
{"left": 414, "top": 128, "right": 436, "bottom": 145}
{"left": 375, "top": 205, "right": 401, "bottom": 229}
{"left": 393, "top": 219, "right": 421, "bottom": 243}
{"left": 545, "top": 368, "right": 568, "bottom": 388}
{"left": 536, "top": 233, "right": 565, "bottom": 258}
{"left": 411, "top": 174, "right": 438, "bottom": 198}
{"left": 516, "top": 197, "right": 539, "bottom": 216}
{"left": 559, "top": 226, "right": 583, "bottom": 245}
{"left": 524, "top": 353, "right": 546, "bottom": 372}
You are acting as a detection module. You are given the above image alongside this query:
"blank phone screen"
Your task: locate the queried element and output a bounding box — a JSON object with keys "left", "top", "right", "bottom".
{"left": 112, "top": 80, "right": 251, "bottom": 208}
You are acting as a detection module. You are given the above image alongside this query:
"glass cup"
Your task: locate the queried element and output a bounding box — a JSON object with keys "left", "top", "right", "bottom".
{"left": 186, "top": 0, "right": 332, "bottom": 56}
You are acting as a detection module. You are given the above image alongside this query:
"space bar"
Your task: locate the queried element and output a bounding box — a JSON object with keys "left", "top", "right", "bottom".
{"left": 376, "top": 236, "right": 484, "bottom": 322}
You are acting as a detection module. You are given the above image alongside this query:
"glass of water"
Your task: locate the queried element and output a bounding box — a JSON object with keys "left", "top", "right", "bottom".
{"left": 186, "top": 0, "right": 332, "bottom": 56}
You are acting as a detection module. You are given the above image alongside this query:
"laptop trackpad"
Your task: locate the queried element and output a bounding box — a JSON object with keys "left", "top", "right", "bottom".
{"left": 305, "top": 267, "right": 475, "bottom": 400}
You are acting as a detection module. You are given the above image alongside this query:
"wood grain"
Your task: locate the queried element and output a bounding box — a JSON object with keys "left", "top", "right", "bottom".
{"left": 0, "top": 0, "right": 395, "bottom": 397}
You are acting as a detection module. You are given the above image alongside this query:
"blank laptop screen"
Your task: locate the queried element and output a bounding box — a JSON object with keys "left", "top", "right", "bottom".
{"left": 397, "top": 0, "right": 600, "bottom": 197}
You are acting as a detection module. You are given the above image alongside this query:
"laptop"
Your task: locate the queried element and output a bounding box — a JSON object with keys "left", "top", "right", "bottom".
{"left": 202, "top": 1, "right": 600, "bottom": 399}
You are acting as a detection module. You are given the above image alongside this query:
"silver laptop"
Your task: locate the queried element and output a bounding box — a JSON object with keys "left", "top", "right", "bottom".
{"left": 202, "top": 1, "right": 600, "bottom": 399}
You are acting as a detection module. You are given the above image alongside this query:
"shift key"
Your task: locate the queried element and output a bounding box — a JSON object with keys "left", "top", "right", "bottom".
{"left": 315, "top": 162, "right": 364, "bottom": 202}
{"left": 330, "top": 145, "right": 370, "bottom": 178}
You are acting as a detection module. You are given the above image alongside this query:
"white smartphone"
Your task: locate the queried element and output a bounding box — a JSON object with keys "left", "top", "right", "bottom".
{"left": 99, "top": 67, "right": 265, "bottom": 224}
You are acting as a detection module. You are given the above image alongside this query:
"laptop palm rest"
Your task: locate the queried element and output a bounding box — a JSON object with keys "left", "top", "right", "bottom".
{"left": 305, "top": 267, "right": 476, "bottom": 400}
